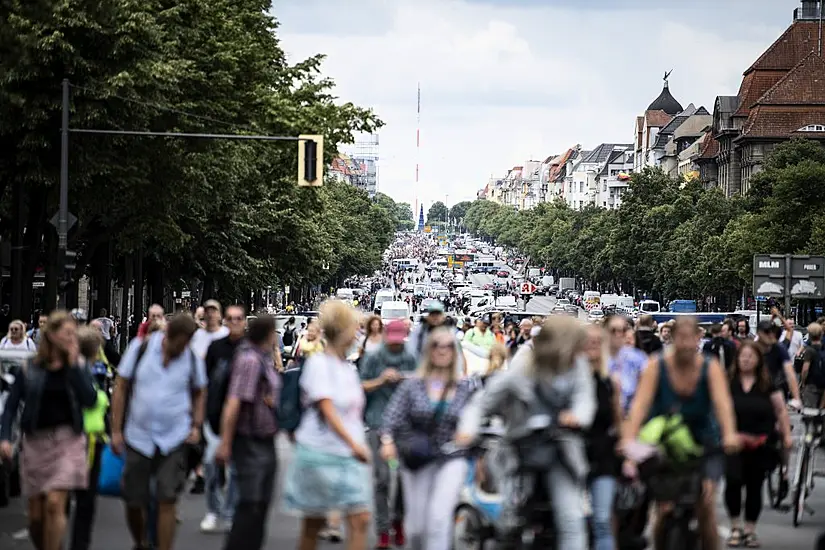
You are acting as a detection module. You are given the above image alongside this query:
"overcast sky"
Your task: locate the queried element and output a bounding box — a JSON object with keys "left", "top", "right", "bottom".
{"left": 276, "top": 0, "right": 802, "bottom": 209}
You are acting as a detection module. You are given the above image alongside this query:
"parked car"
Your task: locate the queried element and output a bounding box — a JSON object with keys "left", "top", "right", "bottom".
{"left": 587, "top": 309, "right": 605, "bottom": 323}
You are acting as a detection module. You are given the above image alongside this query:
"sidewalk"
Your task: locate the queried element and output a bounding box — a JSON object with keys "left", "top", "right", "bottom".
{"left": 0, "top": 500, "right": 29, "bottom": 549}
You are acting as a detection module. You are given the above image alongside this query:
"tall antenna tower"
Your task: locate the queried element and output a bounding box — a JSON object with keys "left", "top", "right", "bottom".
{"left": 415, "top": 82, "right": 421, "bottom": 231}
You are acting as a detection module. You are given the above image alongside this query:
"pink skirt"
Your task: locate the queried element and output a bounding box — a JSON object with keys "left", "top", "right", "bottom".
{"left": 21, "top": 426, "right": 88, "bottom": 496}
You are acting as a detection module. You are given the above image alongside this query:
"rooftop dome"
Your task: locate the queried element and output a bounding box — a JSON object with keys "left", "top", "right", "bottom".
{"left": 647, "top": 80, "right": 684, "bottom": 115}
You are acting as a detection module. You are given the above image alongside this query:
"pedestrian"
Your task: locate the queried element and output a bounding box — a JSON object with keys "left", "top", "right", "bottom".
{"left": 110, "top": 313, "right": 207, "bottom": 550}
{"left": 215, "top": 315, "right": 281, "bottom": 550}
{"left": 0, "top": 319, "right": 37, "bottom": 351}
{"left": 381, "top": 327, "right": 475, "bottom": 550}
{"left": 0, "top": 310, "right": 98, "bottom": 550}
{"left": 137, "top": 304, "right": 165, "bottom": 339}
{"left": 283, "top": 299, "right": 371, "bottom": 550}
{"left": 199, "top": 305, "right": 246, "bottom": 533}
{"left": 189, "top": 300, "right": 230, "bottom": 493}
{"left": 70, "top": 326, "right": 111, "bottom": 550}
{"left": 360, "top": 320, "right": 416, "bottom": 548}
{"left": 724, "top": 341, "right": 792, "bottom": 547}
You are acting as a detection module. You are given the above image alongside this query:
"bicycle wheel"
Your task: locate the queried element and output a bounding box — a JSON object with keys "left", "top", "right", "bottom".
{"left": 793, "top": 445, "right": 810, "bottom": 527}
{"left": 655, "top": 515, "right": 690, "bottom": 550}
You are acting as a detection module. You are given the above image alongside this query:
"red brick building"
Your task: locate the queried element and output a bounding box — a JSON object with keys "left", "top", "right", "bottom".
{"left": 699, "top": 0, "right": 825, "bottom": 196}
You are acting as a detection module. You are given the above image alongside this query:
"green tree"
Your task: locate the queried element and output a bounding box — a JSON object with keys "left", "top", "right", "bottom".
{"left": 449, "top": 200, "right": 472, "bottom": 225}
{"left": 0, "top": 0, "right": 384, "bottom": 317}
{"left": 427, "top": 201, "right": 448, "bottom": 224}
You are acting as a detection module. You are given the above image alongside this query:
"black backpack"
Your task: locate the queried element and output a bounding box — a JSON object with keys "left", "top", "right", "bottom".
{"left": 808, "top": 345, "right": 825, "bottom": 389}
{"left": 206, "top": 357, "right": 232, "bottom": 433}
{"left": 282, "top": 327, "right": 296, "bottom": 348}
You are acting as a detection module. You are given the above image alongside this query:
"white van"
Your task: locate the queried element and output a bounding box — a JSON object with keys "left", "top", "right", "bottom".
{"left": 381, "top": 301, "right": 410, "bottom": 322}
{"left": 373, "top": 289, "right": 396, "bottom": 312}
{"left": 616, "top": 296, "right": 635, "bottom": 310}
{"left": 336, "top": 288, "right": 355, "bottom": 301}
{"left": 428, "top": 259, "right": 449, "bottom": 270}
{"left": 639, "top": 300, "right": 661, "bottom": 313}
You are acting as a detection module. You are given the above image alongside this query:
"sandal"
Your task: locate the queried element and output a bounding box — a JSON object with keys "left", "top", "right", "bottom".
{"left": 743, "top": 532, "right": 761, "bottom": 548}
{"left": 726, "top": 527, "right": 743, "bottom": 547}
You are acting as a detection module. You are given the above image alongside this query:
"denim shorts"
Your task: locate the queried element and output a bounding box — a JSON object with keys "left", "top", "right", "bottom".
{"left": 282, "top": 444, "right": 372, "bottom": 517}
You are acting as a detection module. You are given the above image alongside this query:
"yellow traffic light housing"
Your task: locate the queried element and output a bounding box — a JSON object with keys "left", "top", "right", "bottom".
{"left": 298, "top": 134, "right": 324, "bottom": 186}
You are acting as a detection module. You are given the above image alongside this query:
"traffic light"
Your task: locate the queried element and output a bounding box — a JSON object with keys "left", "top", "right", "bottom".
{"left": 63, "top": 249, "right": 77, "bottom": 271}
{"left": 298, "top": 134, "right": 324, "bottom": 187}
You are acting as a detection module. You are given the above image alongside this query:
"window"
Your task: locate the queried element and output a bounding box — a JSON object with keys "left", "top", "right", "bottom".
{"left": 798, "top": 124, "right": 825, "bottom": 132}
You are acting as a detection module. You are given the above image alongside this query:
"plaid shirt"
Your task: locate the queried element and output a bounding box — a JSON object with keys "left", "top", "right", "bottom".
{"left": 381, "top": 377, "right": 474, "bottom": 451}
{"left": 228, "top": 343, "right": 280, "bottom": 438}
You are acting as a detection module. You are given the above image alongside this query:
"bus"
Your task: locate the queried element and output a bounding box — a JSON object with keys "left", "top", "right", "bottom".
{"left": 391, "top": 258, "right": 420, "bottom": 271}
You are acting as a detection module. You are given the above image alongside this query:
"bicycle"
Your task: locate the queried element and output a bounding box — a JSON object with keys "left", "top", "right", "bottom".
{"left": 790, "top": 407, "right": 825, "bottom": 526}
{"left": 642, "top": 447, "right": 724, "bottom": 550}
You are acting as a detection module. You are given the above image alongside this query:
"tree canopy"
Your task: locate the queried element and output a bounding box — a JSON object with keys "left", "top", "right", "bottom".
{"left": 463, "top": 139, "right": 825, "bottom": 307}
{"left": 427, "top": 201, "right": 448, "bottom": 224}
{"left": 0, "top": 0, "right": 392, "bottom": 317}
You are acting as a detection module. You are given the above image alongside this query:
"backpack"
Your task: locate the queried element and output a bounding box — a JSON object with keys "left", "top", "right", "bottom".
{"left": 206, "top": 358, "right": 232, "bottom": 433}
{"left": 282, "top": 327, "right": 296, "bottom": 348}
{"left": 807, "top": 345, "right": 825, "bottom": 389}
{"left": 278, "top": 358, "right": 306, "bottom": 432}
{"left": 708, "top": 338, "right": 733, "bottom": 371}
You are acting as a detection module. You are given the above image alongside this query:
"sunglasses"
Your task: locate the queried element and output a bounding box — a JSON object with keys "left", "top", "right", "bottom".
{"left": 609, "top": 327, "right": 626, "bottom": 334}
{"left": 431, "top": 342, "right": 454, "bottom": 350}
{"left": 225, "top": 316, "right": 244, "bottom": 322}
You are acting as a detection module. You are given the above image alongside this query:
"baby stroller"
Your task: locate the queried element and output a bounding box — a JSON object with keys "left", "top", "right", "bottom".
{"left": 453, "top": 427, "right": 504, "bottom": 550}
{"left": 452, "top": 425, "right": 559, "bottom": 550}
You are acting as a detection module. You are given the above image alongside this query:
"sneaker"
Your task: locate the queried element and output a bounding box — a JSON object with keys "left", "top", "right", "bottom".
{"left": 377, "top": 532, "right": 391, "bottom": 549}
{"left": 320, "top": 526, "right": 343, "bottom": 543}
{"left": 392, "top": 521, "right": 405, "bottom": 547}
{"left": 200, "top": 513, "right": 221, "bottom": 533}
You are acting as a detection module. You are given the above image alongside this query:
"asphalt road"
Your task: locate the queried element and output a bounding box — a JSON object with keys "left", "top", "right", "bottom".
{"left": 1, "top": 432, "right": 823, "bottom": 549}
{"left": 2, "top": 271, "right": 823, "bottom": 549}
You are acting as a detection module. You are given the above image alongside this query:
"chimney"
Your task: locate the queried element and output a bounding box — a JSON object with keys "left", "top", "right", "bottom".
{"left": 795, "top": 0, "right": 822, "bottom": 20}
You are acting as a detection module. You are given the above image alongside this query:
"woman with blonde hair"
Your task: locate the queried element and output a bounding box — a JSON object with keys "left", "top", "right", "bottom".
{"left": 458, "top": 316, "right": 596, "bottom": 549}
{"left": 0, "top": 319, "right": 37, "bottom": 351}
{"left": 380, "top": 327, "right": 475, "bottom": 550}
{"left": 0, "top": 310, "right": 98, "bottom": 550}
{"left": 284, "top": 300, "right": 371, "bottom": 550}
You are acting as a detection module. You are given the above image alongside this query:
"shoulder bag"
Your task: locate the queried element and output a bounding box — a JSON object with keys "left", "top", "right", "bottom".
{"left": 396, "top": 380, "right": 452, "bottom": 471}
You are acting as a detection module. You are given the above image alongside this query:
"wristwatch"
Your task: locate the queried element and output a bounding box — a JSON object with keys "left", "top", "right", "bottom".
{"left": 380, "top": 434, "right": 394, "bottom": 445}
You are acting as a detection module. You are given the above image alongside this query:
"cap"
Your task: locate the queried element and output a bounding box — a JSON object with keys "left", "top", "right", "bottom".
{"left": 427, "top": 301, "right": 445, "bottom": 314}
{"left": 385, "top": 320, "right": 408, "bottom": 344}
{"left": 203, "top": 299, "right": 222, "bottom": 313}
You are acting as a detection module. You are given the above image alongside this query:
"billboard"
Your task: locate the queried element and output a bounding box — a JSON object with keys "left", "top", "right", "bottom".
{"left": 753, "top": 254, "right": 825, "bottom": 299}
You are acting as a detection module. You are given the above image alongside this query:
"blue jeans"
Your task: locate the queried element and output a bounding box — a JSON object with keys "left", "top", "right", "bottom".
{"left": 590, "top": 476, "right": 616, "bottom": 550}
{"left": 205, "top": 461, "right": 238, "bottom": 520}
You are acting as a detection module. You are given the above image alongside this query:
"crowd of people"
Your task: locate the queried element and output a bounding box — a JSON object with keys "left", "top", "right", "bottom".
{"left": 2, "top": 294, "right": 825, "bottom": 550}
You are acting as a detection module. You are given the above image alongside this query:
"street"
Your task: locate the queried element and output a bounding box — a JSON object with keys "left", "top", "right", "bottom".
{"left": 0, "top": 436, "right": 825, "bottom": 550}
{"left": 2, "top": 433, "right": 825, "bottom": 549}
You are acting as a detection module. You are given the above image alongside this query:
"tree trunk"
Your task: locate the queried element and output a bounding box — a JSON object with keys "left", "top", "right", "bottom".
{"left": 120, "top": 256, "right": 133, "bottom": 350}
{"left": 133, "top": 250, "right": 144, "bottom": 325}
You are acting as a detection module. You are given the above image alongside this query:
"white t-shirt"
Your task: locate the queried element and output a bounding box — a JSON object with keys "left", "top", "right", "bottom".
{"left": 97, "top": 317, "right": 114, "bottom": 340}
{"left": 0, "top": 337, "right": 36, "bottom": 351}
{"left": 296, "top": 351, "right": 366, "bottom": 457}
{"left": 189, "top": 326, "right": 230, "bottom": 359}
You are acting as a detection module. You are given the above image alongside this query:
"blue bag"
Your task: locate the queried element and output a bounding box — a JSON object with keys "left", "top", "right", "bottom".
{"left": 97, "top": 444, "right": 125, "bottom": 497}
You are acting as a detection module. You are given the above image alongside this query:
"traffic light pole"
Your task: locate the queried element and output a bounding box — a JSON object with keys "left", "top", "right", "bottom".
{"left": 57, "top": 78, "right": 322, "bottom": 309}
{"left": 58, "top": 79, "right": 70, "bottom": 306}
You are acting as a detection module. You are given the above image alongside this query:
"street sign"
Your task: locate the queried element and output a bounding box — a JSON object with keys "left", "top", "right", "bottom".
{"left": 520, "top": 282, "right": 537, "bottom": 294}
{"left": 753, "top": 254, "right": 825, "bottom": 300}
{"left": 50, "top": 211, "right": 77, "bottom": 231}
